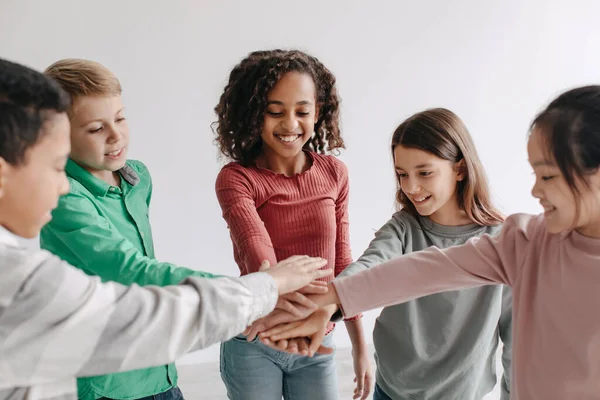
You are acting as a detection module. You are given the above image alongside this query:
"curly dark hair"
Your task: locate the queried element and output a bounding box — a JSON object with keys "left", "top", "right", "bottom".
{"left": 213, "top": 49, "right": 345, "bottom": 165}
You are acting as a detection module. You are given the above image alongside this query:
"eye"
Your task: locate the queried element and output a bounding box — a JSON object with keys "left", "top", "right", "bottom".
{"left": 420, "top": 171, "right": 432, "bottom": 177}
{"left": 542, "top": 176, "right": 555, "bottom": 181}
{"left": 116, "top": 117, "right": 126, "bottom": 123}
{"left": 89, "top": 126, "right": 103, "bottom": 133}
{"left": 396, "top": 172, "right": 408, "bottom": 178}
{"left": 297, "top": 111, "right": 310, "bottom": 116}
{"left": 266, "top": 111, "right": 283, "bottom": 117}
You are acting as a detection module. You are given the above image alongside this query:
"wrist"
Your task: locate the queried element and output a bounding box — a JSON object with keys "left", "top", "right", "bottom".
{"left": 314, "top": 283, "right": 340, "bottom": 308}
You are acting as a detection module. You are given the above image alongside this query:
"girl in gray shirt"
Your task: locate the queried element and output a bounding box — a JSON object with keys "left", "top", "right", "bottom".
{"left": 340, "top": 108, "right": 512, "bottom": 400}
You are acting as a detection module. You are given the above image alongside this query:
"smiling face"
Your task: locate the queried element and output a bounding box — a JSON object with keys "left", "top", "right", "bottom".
{"left": 394, "top": 145, "right": 465, "bottom": 225}
{"left": 260, "top": 71, "right": 319, "bottom": 161}
{"left": 68, "top": 95, "right": 129, "bottom": 182}
{"left": 528, "top": 128, "right": 600, "bottom": 236}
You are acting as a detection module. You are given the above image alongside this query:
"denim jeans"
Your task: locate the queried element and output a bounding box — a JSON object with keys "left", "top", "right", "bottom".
{"left": 98, "top": 386, "right": 184, "bottom": 400}
{"left": 373, "top": 383, "right": 393, "bottom": 400}
{"left": 220, "top": 333, "right": 338, "bottom": 400}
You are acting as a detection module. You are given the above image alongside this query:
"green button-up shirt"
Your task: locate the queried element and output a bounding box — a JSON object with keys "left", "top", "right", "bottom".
{"left": 40, "top": 159, "right": 218, "bottom": 400}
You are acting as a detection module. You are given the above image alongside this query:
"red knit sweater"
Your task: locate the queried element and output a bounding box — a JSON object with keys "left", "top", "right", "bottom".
{"left": 216, "top": 151, "right": 352, "bottom": 275}
{"left": 215, "top": 152, "right": 355, "bottom": 326}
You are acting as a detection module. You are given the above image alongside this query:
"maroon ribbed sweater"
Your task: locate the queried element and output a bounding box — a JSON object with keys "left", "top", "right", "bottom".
{"left": 216, "top": 152, "right": 355, "bottom": 327}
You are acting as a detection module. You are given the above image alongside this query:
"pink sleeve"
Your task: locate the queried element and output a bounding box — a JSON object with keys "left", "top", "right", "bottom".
{"left": 333, "top": 160, "right": 361, "bottom": 321}
{"left": 215, "top": 166, "right": 277, "bottom": 275}
{"left": 333, "top": 213, "right": 538, "bottom": 318}
{"left": 334, "top": 160, "right": 353, "bottom": 277}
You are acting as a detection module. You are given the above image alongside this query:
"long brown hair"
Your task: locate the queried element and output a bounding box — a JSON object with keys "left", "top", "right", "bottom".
{"left": 391, "top": 108, "right": 503, "bottom": 226}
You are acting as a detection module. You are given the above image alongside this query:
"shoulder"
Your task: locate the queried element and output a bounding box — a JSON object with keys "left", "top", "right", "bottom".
{"left": 125, "top": 159, "right": 151, "bottom": 184}
{"left": 312, "top": 153, "right": 348, "bottom": 180}
{"left": 504, "top": 213, "right": 545, "bottom": 239}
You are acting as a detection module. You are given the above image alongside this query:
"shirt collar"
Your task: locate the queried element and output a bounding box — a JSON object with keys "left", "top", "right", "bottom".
{"left": 65, "top": 159, "right": 140, "bottom": 197}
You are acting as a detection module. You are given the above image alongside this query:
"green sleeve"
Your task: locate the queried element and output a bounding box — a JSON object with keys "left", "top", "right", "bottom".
{"left": 40, "top": 191, "right": 221, "bottom": 286}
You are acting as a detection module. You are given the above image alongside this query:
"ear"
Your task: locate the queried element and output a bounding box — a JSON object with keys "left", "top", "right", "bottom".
{"left": 454, "top": 159, "right": 466, "bottom": 182}
{"left": 0, "top": 157, "right": 8, "bottom": 199}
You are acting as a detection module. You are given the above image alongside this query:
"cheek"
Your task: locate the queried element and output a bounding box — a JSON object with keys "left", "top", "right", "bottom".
{"left": 301, "top": 118, "right": 316, "bottom": 134}
{"left": 262, "top": 117, "right": 277, "bottom": 135}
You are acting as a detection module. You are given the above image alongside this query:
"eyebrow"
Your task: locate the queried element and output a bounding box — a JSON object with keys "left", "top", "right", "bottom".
{"left": 79, "top": 107, "right": 125, "bottom": 127}
{"left": 395, "top": 163, "right": 434, "bottom": 170}
{"left": 267, "top": 100, "right": 313, "bottom": 106}
{"left": 529, "top": 160, "right": 557, "bottom": 167}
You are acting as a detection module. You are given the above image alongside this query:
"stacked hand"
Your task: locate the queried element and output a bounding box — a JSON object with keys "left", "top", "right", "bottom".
{"left": 244, "top": 260, "right": 338, "bottom": 357}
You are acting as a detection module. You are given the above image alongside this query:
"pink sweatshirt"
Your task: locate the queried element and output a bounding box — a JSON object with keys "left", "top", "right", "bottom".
{"left": 333, "top": 213, "right": 600, "bottom": 399}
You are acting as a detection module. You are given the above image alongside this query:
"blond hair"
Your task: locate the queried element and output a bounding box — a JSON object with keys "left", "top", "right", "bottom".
{"left": 44, "top": 59, "right": 121, "bottom": 113}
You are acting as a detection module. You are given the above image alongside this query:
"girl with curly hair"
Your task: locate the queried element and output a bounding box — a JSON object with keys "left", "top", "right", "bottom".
{"left": 213, "top": 49, "right": 358, "bottom": 400}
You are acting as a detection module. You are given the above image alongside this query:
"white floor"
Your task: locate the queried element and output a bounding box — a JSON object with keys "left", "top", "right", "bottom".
{"left": 177, "top": 344, "right": 502, "bottom": 399}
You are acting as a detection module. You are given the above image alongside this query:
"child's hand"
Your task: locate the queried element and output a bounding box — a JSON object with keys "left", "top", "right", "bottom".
{"left": 259, "top": 306, "right": 336, "bottom": 357}
{"left": 244, "top": 309, "right": 297, "bottom": 341}
{"left": 261, "top": 256, "right": 331, "bottom": 295}
{"left": 351, "top": 346, "right": 373, "bottom": 399}
{"left": 261, "top": 336, "right": 335, "bottom": 356}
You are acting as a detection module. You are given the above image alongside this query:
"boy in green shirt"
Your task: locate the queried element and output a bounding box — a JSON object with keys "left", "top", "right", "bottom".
{"left": 40, "top": 58, "right": 217, "bottom": 400}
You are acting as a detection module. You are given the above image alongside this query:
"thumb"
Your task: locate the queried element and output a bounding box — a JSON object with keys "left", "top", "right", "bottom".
{"left": 259, "top": 260, "right": 271, "bottom": 271}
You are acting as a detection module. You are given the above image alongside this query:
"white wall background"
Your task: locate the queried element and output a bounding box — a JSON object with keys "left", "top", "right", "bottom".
{"left": 2, "top": 0, "right": 599, "bottom": 377}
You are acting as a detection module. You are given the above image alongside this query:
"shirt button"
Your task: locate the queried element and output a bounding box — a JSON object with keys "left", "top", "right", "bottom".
{"left": 109, "top": 187, "right": 116, "bottom": 192}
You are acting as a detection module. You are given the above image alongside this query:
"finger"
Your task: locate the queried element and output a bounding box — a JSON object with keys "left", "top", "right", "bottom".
{"left": 260, "top": 321, "right": 303, "bottom": 338}
{"left": 244, "top": 317, "right": 266, "bottom": 341}
{"left": 287, "top": 339, "right": 299, "bottom": 354}
{"left": 308, "top": 330, "right": 326, "bottom": 357}
{"left": 259, "top": 260, "right": 271, "bottom": 271}
{"left": 354, "top": 374, "right": 364, "bottom": 400}
{"left": 277, "top": 339, "right": 288, "bottom": 350}
{"left": 298, "top": 337, "right": 309, "bottom": 356}
{"left": 315, "top": 344, "right": 334, "bottom": 355}
{"left": 283, "top": 292, "right": 318, "bottom": 309}
{"left": 362, "top": 374, "right": 372, "bottom": 400}
{"left": 312, "top": 268, "right": 333, "bottom": 280}
{"left": 279, "top": 255, "right": 310, "bottom": 265}
{"left": 276, "top": 299, "right": 303, "bottom": 317}
{"left": 299, "top": 282, "right": 329, "bottom": 295}
{"left": 268, "top": 322, "right": 312, "bottom": 341}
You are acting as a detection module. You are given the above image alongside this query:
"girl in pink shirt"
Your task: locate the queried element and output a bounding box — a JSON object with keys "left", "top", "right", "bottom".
{"left": 262, "top": 86, "right": 600, "bottom": 399}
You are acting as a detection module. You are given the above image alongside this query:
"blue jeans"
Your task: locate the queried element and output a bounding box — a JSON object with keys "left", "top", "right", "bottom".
{"left": 98, "top": 387, "right": 184, "bottom": 400}
{"left": 220, "top": 333, "right": 338, "bottom": 400}
{"left": 373, "top": 383, "right": 393, "bottom": 400}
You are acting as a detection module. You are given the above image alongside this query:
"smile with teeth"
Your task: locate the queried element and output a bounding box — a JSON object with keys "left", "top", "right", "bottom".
{"left": 275, "top": 134, "right": 302, "bottom": 143}
{"left": 413, "top": 195, "right": 431, "bottom": 204}
{"left": 543, "top": 205, "right": 556, "bottom": 214}
{"left": 106, "top": 148, "right": 123, "bottom": 157}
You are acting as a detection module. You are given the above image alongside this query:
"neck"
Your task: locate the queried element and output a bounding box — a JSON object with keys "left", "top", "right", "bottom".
{"left": 258, "top": 149, "right": 310, "bottom": 177}
{"left": 90, "top": 169, "right": 121, "bottom": 186}
{"left": 429, "top": 203, "right": 473, "bottom": 226}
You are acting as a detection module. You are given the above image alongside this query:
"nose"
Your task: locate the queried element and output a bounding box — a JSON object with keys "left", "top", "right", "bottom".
{"left": 281, "top": 112, "right": 299, "bottom": 132}
{"left": 402, "top": 176, "right": 421, "bottom": 195}
{"left": 531, "top": 179, "right": 541, "bottom": 200}
{"left": 107, "top": 124, "right": 124, "bottom": 144}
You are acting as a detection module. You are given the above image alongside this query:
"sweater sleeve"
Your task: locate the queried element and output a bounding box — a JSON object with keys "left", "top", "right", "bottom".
{"left": 334, "top": 160, "right": 353, "bottom": 277}
{"left": 333, "top": 213, "right": 537, "bottom": 318}
{"left": 215, "top": 165, "right": 277, "bottom": 275}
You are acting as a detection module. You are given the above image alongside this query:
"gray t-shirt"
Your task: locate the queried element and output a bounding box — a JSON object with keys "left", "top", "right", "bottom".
{"left": 339, "top": 210, "right": 512, "bottom": 400}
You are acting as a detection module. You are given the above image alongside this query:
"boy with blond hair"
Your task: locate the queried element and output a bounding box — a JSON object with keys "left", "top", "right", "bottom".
{"left": 41, "top": 59, "right": 218, "bottom": 399}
